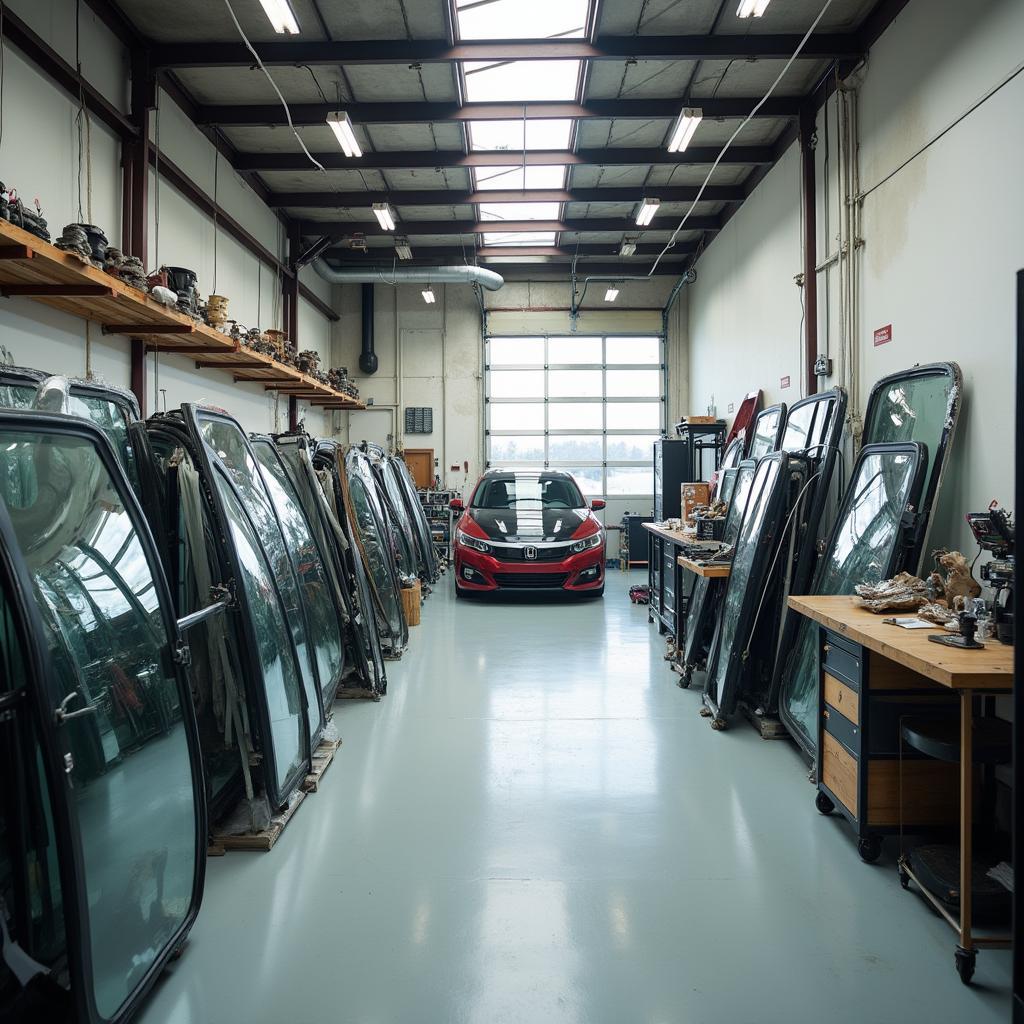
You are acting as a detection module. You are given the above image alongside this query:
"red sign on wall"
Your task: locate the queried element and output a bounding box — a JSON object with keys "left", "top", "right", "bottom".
{"left": 874, "top": 324, "right": 893, "bottom": 347}
{"left": 780, "top": 375, "right": 791, "bottom": 389}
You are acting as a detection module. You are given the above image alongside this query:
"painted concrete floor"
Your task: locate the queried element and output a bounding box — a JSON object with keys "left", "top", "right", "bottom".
{"left": 140, "top": 571, "right": 1011, "bottom": 1024}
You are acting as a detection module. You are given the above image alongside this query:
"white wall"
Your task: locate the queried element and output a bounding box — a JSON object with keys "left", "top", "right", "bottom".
{"left": 687, "top": 0, "right": 1023, "bottom": 554}
{"left": 0, "top": 0, "right": 338, "bottom": 438}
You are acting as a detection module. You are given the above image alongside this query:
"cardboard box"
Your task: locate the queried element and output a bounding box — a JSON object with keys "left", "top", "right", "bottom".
{"left": 681, "top": 483, "right": 710, "bottom": 523}
{"left": 684, "top": 415, "right": 718, "bottom": 424}
{"left": 400, "top": 579, "right": 422, "bottom": 627}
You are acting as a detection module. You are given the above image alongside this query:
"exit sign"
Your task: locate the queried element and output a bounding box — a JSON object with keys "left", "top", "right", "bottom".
{"left": 874, "top": 324, "right": 893, "bottom": 347}
{"left": 780, "top": 375, "right": 791, "bottom": 389}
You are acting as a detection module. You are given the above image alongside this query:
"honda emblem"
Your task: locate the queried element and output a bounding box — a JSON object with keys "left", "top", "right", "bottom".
{"left": 524, "top": 545, "right": 538, "bottom": 560}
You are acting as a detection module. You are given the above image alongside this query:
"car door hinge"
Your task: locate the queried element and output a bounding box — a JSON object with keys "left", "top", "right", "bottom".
{"left": 173, "top": 640, "right": 192, "bottom": 667}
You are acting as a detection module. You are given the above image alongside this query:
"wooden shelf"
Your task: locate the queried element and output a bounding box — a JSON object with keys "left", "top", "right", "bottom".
{"left": 0, "top": 218, "right": 364, "bottom": 410}
{"left": 677, "top": 554, "right": 731, "bottom": 578}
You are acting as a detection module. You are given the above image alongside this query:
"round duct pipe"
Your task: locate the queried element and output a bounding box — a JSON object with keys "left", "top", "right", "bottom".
{"left": 313, "top": 259, "right": 504, "bottom": 292}
{"left": 360, "top": 283, "right": 377, "bottom": 375}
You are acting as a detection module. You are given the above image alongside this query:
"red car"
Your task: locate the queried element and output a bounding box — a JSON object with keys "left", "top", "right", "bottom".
{"left": 451, "top": 469, "right": 606, "bottom": 597}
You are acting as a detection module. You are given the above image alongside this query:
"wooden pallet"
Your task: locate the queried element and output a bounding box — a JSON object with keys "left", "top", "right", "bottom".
{"left": 208, "top": 790, "right": 307, "bottom": 854}
{"left": 302, "top": 738, "right": 341, "bottom": 793}
{"left": 740, "top": 704, "right": 791, "bottom": 740}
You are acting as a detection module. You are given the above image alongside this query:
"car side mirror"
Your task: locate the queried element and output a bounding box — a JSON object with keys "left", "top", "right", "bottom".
{"left": 450, "top": 498, "right": 464, "bottom": 512}
{"left": 591, "top": 498, "right": 606, "bottom": 511}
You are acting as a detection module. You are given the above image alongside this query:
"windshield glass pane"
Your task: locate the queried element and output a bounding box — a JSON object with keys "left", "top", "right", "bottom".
{"left": 473, "top": 473, "right": 584, "bottom": 509}
{"left": 252, "top": 440, "right": 345, "bottom": 704}
{"left": 781, "top": 447, "right": 921, "bottom": 751}
{"left": 747, "top": 407, "right": 782, "bottom": 460}
{"left": 198, "top": 414, "right": 322, "bottom": 741}
{"left": 67, "top": 393, "right": 138, "bottom": 491}
{"left": 0, "top": 428, "right": 197, "bottom": 1020}
{"left": 347, "top": 473, "right": 404, "bottom": 639}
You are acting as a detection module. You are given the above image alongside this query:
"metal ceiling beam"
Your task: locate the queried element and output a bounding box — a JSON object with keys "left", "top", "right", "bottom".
{"left": 301, "top": 216, "right": 720, "bottom": 237}
{"left": 273, "top": 186, "right": 743, "bottom": 209}
{"left": 327, "top": 242, "right": 697, "bottom": 258}
{"left": 234, "top": 146, "right": 774, "bottom": 171}
{"left": 324, "top": 258, "right": 685, "bottom": 277}
{"left": 197, "top": 97, "right": 800, "bottom": 127}
{"left": 150, "top": 34, "right": 862, "bottom": 68}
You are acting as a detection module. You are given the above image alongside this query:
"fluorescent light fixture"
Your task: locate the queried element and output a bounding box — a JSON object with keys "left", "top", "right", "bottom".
{"left": 394, "top": 238, "right": 413, "bottom": 260}
{"left": 667, "top": 107, "right": 703, "bottom": 153}
{"left": 605, "top": 287, "right": 619, "bottom": 302}
{"left": 619, "top": 239, "right": 637, "bottom": 257}
{"left": 737, "top": 0, "right": 771, "bottom": 16}
{"left": 372, "top": 203, "right": 396, "bottom": 231}
{"left": 258, "top": 0, "right": 299, "bottom": 34}
{"left": 326, "top": 112, "right": 362, "bottom": 158}
{"left": 421, "top": 288, "right": 436, "bottom": 304}
{"left": 635, "top": 198, "right": 660, "bottom": 226}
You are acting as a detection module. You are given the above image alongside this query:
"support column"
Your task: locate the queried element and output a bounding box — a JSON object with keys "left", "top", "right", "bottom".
{"left": 124, "top": 52, "right": 156, "bottom": 415}
{"left": 285, "top": 221, "right": 301, "bottom": 431}
{"left": 800, "top": 104, "right": 818, "bottom": 397}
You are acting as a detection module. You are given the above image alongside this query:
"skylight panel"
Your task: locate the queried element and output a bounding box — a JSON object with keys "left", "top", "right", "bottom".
{"left": 474, "top": 165, "right": 567, "bottom": 190}
{"left": 483, "top": 231, "right": 558, "bottom": 247}
{"left": 479, "top": 202, "right": 561, "bottom": 221}
{"left": 463, "top": 60, "right": 581, "bottom": 102}
{"left": 470, "top": 119, "right": 574, "bottom": 152}
{"left": 455, "top": 0, "right": 588, "bottom": 40}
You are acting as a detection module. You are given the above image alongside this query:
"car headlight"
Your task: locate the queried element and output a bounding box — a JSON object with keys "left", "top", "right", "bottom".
{"left": 457, "top": 529, "right": 491, "bottom": 554}
{"left": 571, "top": 533, "right": 603, "bottom": 553}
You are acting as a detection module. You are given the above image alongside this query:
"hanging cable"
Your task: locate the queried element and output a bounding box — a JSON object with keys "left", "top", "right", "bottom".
{"left": 222, "top": 0, "right": 326, "bottom": 174}
{"left": 212, "top": 144, "right": 219, "bottom": 295}
{"left": 647, "top": 0, "right": 837, "bottom": 276}
{"left": 153, "top": 91, "right": 161, "bottom": 269}
{"left": 0, "top": 3, "right": 6, "bottom": 156}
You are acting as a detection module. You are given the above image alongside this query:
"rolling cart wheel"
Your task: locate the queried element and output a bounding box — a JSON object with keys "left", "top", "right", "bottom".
{"left": 814, "top": 791, "right": 834, "bottom": 816}
{"left": 699, "top": 706, "right": 712, "bottom": 718}
{"left": 677, "top": 667, "right": 693, "bottom": 689}
{"left": 898, "top": 863, "right": 910, "bottom": 890}
{"left": 954, "top": 946, "right": 976, "bottom": 985}
{"left": 857, "top": 835, "right": 882, "bottom": 864}
{"left": 710, "top": 717, "right": 727, "bottom": 731}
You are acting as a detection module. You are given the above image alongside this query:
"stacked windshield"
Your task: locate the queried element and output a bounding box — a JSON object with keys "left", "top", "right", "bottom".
{"left": 473, "top": 474, "right": 584, "bottom": 510}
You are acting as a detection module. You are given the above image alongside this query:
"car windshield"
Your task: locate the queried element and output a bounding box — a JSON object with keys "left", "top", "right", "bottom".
{"left": 473, "top": 473, "right": 584, "bottom": 510}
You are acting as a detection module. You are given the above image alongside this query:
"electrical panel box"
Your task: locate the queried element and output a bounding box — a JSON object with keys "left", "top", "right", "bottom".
{"left": 405, "top": 407, "right": 434, "bottom": 434}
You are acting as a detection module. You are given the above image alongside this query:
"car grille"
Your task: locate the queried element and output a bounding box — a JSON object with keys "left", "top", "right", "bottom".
{"left": 494, "top": 572, "right": 569, "bottom": 589}
{"left": 494, "top": 545, "right": 571, "bottom": 562}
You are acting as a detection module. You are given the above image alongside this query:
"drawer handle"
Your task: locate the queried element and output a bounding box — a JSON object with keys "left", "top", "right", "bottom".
{"left": 823, "top": 644, "right": 832, "bottom": 653}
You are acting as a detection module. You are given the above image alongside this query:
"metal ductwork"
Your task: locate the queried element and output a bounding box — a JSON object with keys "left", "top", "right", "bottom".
{"left": 313, "top": 259, "right": 504, "bottom": 292}
{"left": 360, "top": 283, "right": 377, "bottom": 375}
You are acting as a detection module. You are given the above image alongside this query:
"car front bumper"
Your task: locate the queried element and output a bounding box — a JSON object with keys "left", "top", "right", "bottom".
{"left": 454, "top": 543, "right": 605, "bottom": 593}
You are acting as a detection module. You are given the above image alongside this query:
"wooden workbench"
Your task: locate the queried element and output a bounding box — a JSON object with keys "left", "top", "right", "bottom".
{"left": 677, "top": 554, "right": 731, "bottom": 578}
{"left": 641, "top": 521, "right": 721, "bottom": 634}
{"left": 788, "top": 594, "right": 1012, "bottom": 984}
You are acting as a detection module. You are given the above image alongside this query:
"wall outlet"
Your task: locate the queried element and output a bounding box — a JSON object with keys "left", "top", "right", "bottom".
{"left": 814, "top": 354, "right": 833, "bottom": 377}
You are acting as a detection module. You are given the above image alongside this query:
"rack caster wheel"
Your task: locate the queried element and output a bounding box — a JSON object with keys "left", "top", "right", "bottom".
{"left": 699, "top": 706, "right": 712, "bottom": 717}
{"left": 857, "top": 835, "right": 882, "bottom": 863}
{"left": 954, "top": 947, "right": 976, "bottom": 985}
{"left": 677, "top": 668, "right": 693, "bottom": 689}
{"left": 815, "top": 791, "right": 834, "bottom": 816}
{"left": 710, "top": 717, "right": 727, "bottom": 731}
{"left": 898, "top": 863, "right": 910, "bottom": 890}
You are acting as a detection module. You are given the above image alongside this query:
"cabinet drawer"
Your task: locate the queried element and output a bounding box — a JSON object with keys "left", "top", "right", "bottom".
{"left": 824, "top": 672, "right": 859, "bottom": 725}
{"left": 824, "top": 702, "right": 861, "bottom": 755}
{"left": 822, "top": 633, "right": 861, "bottom": 688}
{"left": 822, "top": 732, "right": 858, "bottom": 817}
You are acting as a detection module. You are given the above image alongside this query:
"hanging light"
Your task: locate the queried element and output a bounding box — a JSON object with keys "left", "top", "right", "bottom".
{"left": 736, "top": 0, "right": 772, "bottom": 16}
{"left": 605, "top": 287, "right": 619, "bottom": 302}
{"left": 326, "top": 112, "right": 362, "bottom": 158}
{"left": 422, "top": 287, "right": 436, "bottom": 304}
{"left": 395, "top": 237, "right": 413, "bottom": 260}
{"left": 667, "top": 107, "right": 703, "bottom": 153}
{"left": 258, "top": 0, "right": 300, "bottom": 35}
{"left": 372, "top": 203, "right": 396, "bottom": 231}
{"left": 635, "top": 198, "right": 660, "bottom": 226}
{"left": 619, "top": 239, "right": 637, "bottom": 257}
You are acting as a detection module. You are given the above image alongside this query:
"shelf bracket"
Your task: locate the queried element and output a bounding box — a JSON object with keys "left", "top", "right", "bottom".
{"left": 0, "top": 245, "right": 34, "bottom": 261}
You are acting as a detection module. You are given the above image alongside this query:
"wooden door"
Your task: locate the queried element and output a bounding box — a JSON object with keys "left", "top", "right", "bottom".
{"left": 403, "top": 448, "right": 434, "bottom": 489}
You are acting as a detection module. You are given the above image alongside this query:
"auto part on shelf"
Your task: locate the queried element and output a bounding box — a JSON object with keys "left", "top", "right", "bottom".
{"left": 779, "top": 362, "right": 962, "bottom": 758}
{"left": 701, "top": 452, "right": 810, "bottom": 724}
{"left": 274, "top": 431, "right": 387, "bottom": 698}
{"left": 138, "top": 411, "right": 313, "bottom": 815}
{"left": 102, "top": 247, "right": 148, "bottom": 291}
{"left": 0, "top": 184, "right": 50, "bottom": 241}
{"left": 163, "top": 266, "right": 203, "bottom": 320}
{"left": 967, "top": 504, "right": 1014, "bottom": 644}
{"left": 0, "top": 409, "right": 206, "bottom": 1024}
{"left": 778, "top": 443, "right": 930, "bottom": 756}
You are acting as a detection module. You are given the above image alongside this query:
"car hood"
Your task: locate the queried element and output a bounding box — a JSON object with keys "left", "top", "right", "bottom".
{"left": 468, "top": 507, "right": 593, "bottom": 543}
